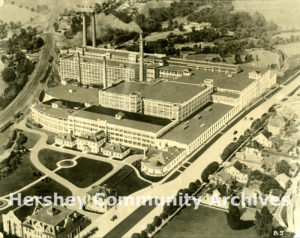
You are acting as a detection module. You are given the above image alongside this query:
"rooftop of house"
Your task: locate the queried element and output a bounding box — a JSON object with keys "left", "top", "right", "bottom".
{"left": 161, "top": 103, "right": 233, "bottom": 144}
{"left": 142, "top": 146, "right": 185, "bottom": 169}
{"left": 46, "top": 84, "right": 99, "bottom": 105}
{"left": 10, "top": 204, "right": 36, "bottom": 222}
{"left": 78, "top": 130, "right": 105, "bottom": 142}
{"left": 73, "top": 105, "right": 171, "bottom": 133}
{"left": 87, "top": 185, "right": 116, "bottom": 197}
{"left": 57, "top": 133, "right": 75, "bottom": 142}
{"left": 102, "top": 143, "right": 129, "bottom": 154}
{"left": 240, "top": 208, "right": 257, "bottom": 221}
{"left": 174, "top": 67, "right": 262, "bottom": 91}
{"left": 104, "top": 80, "right": 207, "bottom": 104}
{"left": 29, "top": 206, "right": 78, "bottom": 227}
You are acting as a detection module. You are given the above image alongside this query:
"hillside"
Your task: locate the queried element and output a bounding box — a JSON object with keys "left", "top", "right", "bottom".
{"left": 234, "top": 0, "right": 300, "bottom": 29}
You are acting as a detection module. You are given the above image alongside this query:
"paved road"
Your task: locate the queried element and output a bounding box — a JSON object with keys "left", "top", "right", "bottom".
{"left": 118, "top": 75, "right": 300, "bottom": 238}
{"left": 0, "top": 33, "right": 54, "bottom": 128}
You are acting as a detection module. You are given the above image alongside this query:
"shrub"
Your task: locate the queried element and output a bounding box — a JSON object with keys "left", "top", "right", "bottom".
{"left": 201, "top": 162, "right": 219, "bottom": 182}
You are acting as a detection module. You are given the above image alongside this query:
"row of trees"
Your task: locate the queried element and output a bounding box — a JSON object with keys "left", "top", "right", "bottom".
{"left": 0, "top": 132, "right": 28, "bottom": 180}
{"left": 131, "top": 179, "right": 202, "bottom": 238}
{"left": 7, "top": 26, "right": 44, "bottom": 54}
{"left": 0, "top": 50, "right": 35, "bottom": 109}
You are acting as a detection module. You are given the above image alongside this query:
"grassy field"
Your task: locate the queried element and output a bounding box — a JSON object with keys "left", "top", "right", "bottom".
{"left": 103, "top": 199, "right": 157, "bottom": 238}
{"left": 0, "top": 4, "right": 40, "bottom": 23}
{"left": 145, "top": 29, "right": 183, "bottom": 42}
{"left": 245, "top": 49, "right": 280, "bottom": 68}
{"left": 38, "top": 148, "right": 75, "bottom": 170}
{"left": 23, "top": 131, "right": 40, "bottom": 149}
{"left": 234, "top": 0, "right": 300, "bottom": 29}
{"left": 56, "top": 157, "right": 113, "bottom": 188}
{"left": 155, "top": 206, "right": 258, "bottom": 238}
{"left": 0, "top": 154, "right": 42, "bottom": 196}
{"left": 101, "top": 166, "right": 150, "bottom": 196}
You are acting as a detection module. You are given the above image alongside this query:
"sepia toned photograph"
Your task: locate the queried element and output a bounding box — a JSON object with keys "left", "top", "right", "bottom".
{"left": 0, "top": 0, "right": 299, "bottom": 237}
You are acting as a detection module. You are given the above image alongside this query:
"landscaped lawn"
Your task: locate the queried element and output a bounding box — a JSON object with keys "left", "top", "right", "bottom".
{"left": 23, "top": 131, "right": 40, "bottom": 149}
{"left": 38, "top": 148, "right": 75, "bottom": 170}
{"left": 103, "top": 199, "right": 157, "bottom": 238}
{"left": 101, "top": 166, "right": 150, "bottom": 196}
{"left": 0, "top": 154, "right": 42, "bottom": 196}
{"left": 56, "top": 157, "right": 113, "bottom": 188}
{"left": 155, "top": 206, "right": 258, "bottom": 238}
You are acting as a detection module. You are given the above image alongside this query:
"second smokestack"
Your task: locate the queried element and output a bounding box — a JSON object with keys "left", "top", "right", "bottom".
{"left": 92, "top": 12, "right": 96, "bottom": 47}
{"left": 82, "top": 12, "right": 87, "bottom": 47}
{"left": 139, "top": 32, "right": 144, "bottom": 82}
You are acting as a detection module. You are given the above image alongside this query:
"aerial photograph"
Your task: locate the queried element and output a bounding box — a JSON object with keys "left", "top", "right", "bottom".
{"left": 0, "top": 0, "right": 299, "bottom": 237}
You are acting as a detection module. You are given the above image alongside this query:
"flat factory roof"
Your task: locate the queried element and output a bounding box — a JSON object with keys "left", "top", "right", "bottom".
{"left": 213, "top": 91, "right": 240, "bottom": 98}
{"left": 161, "top": 103, "right": 234, "bottom": 144}
{"left": 73, "top": 105, "right": 171, "bottom": 133}
{"left": 175, "top": 68, "right": 256, "bottom": 91}
{"left": 46, "top": 84, "right": 99, "bottom": 105}
{"left": 104, "top": 81, "right": 149, "bottom": 95}
{"left": 104, "top": 81, "right": 206, "bottom": 104}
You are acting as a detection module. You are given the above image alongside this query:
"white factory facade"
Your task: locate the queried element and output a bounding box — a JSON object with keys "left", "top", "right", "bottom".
{"left": 31, "top": 16, "right": 277, "bottom": 176}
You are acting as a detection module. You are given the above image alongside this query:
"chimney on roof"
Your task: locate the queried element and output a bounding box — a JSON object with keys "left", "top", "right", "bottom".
{"left": 103, "top": 56, "right": 107, "bottom": 89}
{"left": 91, "top": 12, "right": 96, "bottom": 47}
{"left": 82, "top": 12, "right": 87, "bottom": 47}
{"left": 139, "top": 32, "right": 144, "bottom": 82}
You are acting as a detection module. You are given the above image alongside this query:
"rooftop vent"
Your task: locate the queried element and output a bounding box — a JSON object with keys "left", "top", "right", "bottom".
{"left": 200, "top": 123, "right": 205, "bottom": 128}
{"left": 69, "top": 89, "right": 74, "bottom": 93}
{"left": 115, "top": 112, "right": 125, "bottom": 120}
{"left": 183, "top": 125, "right": 189, "bottom": 130}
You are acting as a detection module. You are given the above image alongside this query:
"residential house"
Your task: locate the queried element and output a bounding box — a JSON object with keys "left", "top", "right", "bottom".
{"left": 22, "top": 206, "right": 87, "bottom": 238}
{"left": 55, "top": 133, "right": 77, "bottom": 148}
{"left": 84, "top": 185, "right": 117, "bottom": 214}
{"left": 201, "top": 188, "right": 229, "bottom": 210}
{"left": 77, "top": 130, "right": 106, "bottom": 153}
{"left": 267, "top": 114, "right": 285, "bottom": 135}
{"left": 2, "top": 205, "right": 35, "bottom": 237}
{"left": 208, "top": 170, "right": 233, "bottom": 187}
{"left": 254, "top": 131, "right": 272, "bottom": 148}
{"left": 224, "top": 161, "right": 252, "bottom": 184}
{"left": 101, "top": 143, "right": 130, "bottom": 159}
{"left": 236, "top": 147, "right": 263, "bottom": 171}
{"left": 240, "top": 208, "right": 257, "bottom": 221}
{"left": 275, "top": 173, "right": 290, "bottom": 189}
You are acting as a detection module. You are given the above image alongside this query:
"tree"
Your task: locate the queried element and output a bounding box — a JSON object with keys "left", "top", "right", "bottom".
{"left": 2, "top": 67, "right": 16, "bottom": 83}
{"left": 188, "top": 182, "right": 197, "bottom": 194}
{"left": 53, "top": 22, "right": 59, "bottom": 32}
{"left": 226, "top": 202, "right": 254, "bottom": 230}
{"left": 255, "top": 207, "right": 273, "bottom": 237}
{"left": 140, "top": 230, "right": 148, "bottom": 238}
{"left": 250, "top": 170, "right": 264, "bottom": 181}
{"left": 201, "top": 162, "right": 219, "bottom": 182}
{"left": 146, "top": 224, "right": 155, "bottom": 233}
{"left": 260, "top": 177, "right": 282, "bottom": 194}
{"left": 131, "top": 233, "right": 141, "bottom": 238}
{"left": 153, "top": 216, "right": 162, "bottom": 227}
{"left": 245, "top": 54, "right": 253, "bottom": 62}
{"left": 16, "top": 134, "right": 27, "bottom": 145}
{"left": 234, "top": 54, "right": 242, "bottom": 64}
{"left": 276, "top": 160, "right": 291, "bottom": 177}
{"left": 221, "top": 142, "right": 238, "bottom": 161}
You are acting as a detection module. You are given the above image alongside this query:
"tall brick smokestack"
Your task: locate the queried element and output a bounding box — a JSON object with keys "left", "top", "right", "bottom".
{"left": 82, "top": 12, "right": 87, "bottom": 47}
{"left": 92, "top": 12, "right": 96, "bottom": 47}
{"left": 139, "top": 32, "right": 144, "bottom": 82}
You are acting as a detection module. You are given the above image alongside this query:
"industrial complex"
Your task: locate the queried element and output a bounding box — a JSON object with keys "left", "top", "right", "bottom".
{"left": 29, "top": 13, "right": 277, "bottom": 177}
